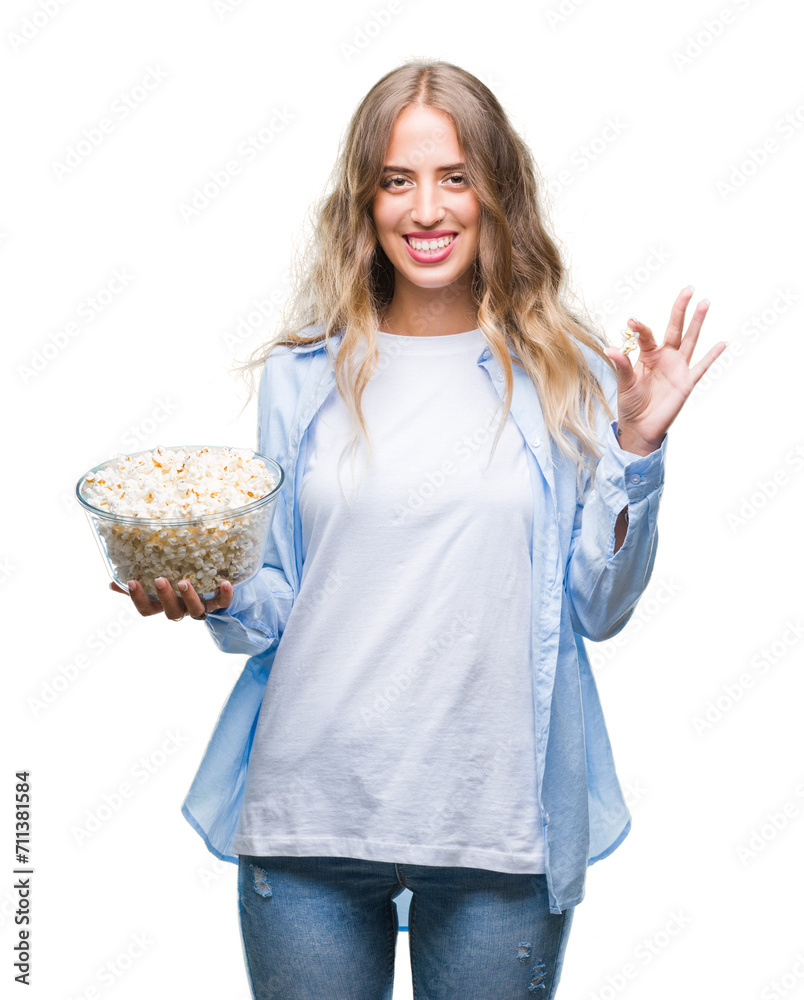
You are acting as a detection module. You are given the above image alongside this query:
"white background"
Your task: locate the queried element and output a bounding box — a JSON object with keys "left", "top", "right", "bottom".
{"left": 3, "top": 0, "right": 803, "bottom": 998}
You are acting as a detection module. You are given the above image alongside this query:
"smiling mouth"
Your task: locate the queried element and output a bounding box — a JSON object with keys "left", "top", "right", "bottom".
{"left": 403, "top": 233, "right": 457, "bottom": 252}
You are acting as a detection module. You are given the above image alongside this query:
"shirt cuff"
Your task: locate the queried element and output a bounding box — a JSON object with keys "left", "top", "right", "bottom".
{"left": 595, "top": 420, "right": 668, "bottom": 510}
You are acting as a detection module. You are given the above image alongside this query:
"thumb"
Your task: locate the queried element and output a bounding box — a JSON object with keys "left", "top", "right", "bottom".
{"left": 604, "top": 347, "right": 635, "bottom": 387}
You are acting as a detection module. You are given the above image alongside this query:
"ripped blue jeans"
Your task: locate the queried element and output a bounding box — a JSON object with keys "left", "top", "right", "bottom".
{"left": 237, "top": 855, "right": 574, "bottom": 1000}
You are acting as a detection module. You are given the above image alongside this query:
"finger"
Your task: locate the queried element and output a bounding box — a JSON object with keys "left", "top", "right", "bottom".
{"left": 604, "top": 347, "right": 631, "bottom": 373}
{"left": 664, "top": 286, "right": 695, "bottom": 349}
{"left": 689, "top": 339, "right": 729, "bottom": 386}
{"left": 177, "top": 579, "right": 234, "bottom": 617}
{"left": 604, "top": 346, "right": 634, "bottom": 379}
{"left": 207, "top": 580, "right": 234, "bottom": 613}
{"left": 154, "top": 576, "right": 186, "bottom": 621}
{"left": 124, "top": 579, "right": 164, "bottom": 617}
{"left": 677, "top": 299, "right": 710, "bottom": 366}
{"left": 627, "top": 317, "right": 660, "bottom": 352}
{"left": 177, "top": 579, "right": 208, "bottom": 619}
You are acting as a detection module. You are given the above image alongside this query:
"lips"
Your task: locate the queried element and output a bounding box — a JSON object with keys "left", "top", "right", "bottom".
{"left": 402, "top": 232, "right": 458, "bottom": 263}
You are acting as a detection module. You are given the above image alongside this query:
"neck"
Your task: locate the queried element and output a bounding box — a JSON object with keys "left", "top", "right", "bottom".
{"left": 379, "top": 275, "right": 478, "bottom": 337}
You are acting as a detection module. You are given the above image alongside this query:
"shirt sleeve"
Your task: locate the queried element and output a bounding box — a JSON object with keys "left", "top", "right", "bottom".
{"left": 204, "top": 563, "right": 295, "bottom": 656}
{"left": 202, "top": 356, "right": 297, "bottom": 657}
{"left": 563, "top": 417, "right": 667, "bottom": 642}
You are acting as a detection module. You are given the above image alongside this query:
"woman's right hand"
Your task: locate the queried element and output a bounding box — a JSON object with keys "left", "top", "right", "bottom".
{"left": 109, "top": 577, "right": 234, "bottom": 622}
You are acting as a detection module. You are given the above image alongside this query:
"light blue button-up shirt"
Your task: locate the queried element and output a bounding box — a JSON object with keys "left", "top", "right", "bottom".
{"left": 181, "top": 323, "right": 668, "bottom": 921}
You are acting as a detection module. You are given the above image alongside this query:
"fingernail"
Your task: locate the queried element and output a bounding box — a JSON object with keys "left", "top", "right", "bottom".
{"left": 222, "top": 581, "right": 231, "bottom": 592}
{"left": 155, "top": 578, "right": 166, "bottom": 589}
{"left": 178, "top": 581, "right": 188, "bottom": 592}
{"left": 128, "top": 581, "right": 137, "bottom": 591}
{"left": 683, "top": 285, "right": 694, "bottom": 295}
{"left": 701, "top": 298, "right": 710, "bottom": 307}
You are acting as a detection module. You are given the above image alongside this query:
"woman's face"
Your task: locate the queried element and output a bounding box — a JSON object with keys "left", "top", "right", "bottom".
{"left": 371, "top": 105, "right": 480, "bottom": 293}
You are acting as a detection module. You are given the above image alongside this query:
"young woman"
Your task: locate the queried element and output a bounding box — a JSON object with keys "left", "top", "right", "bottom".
{"left": 113, "top": 60, "right": 725, "bottom": 999}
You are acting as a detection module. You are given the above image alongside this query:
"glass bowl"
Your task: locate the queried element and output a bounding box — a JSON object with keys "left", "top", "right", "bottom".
{"left": 75, "top": 445, "right": 285, "bottom": 601}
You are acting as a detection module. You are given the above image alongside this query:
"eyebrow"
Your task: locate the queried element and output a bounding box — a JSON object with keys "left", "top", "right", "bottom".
{"left": 382, "top": 163, "right": 466, "bottom": 173}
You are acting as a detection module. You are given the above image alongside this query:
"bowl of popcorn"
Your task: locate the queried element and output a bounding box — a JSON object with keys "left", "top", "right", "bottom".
{"left": 75, "top": 445, "right": 284, "bottom": 601}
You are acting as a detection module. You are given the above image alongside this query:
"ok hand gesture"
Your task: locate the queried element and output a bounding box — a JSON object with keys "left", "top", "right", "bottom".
{"left": 604, "top": 287, "right": 728, "bottom": 456}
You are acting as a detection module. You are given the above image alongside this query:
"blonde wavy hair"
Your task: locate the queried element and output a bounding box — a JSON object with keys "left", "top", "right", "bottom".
{"left": 235, "top": 59, "right": 618, "bottom": 495}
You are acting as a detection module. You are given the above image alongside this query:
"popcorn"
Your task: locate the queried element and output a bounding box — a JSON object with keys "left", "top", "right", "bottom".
{"left": 620, "top": 326, "right": 640, "bottom": 356}
{"left": 79, "top": 446, "right": 279, "bottom": 599}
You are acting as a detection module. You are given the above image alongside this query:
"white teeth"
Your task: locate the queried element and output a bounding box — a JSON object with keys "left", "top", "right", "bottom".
{"left": 407, "top": 234, "right": 455, "bottom": 251}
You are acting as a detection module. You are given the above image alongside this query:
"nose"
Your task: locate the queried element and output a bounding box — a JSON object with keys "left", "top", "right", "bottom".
{"left": 410, "top": 179, "right": 444, "bottom": 227}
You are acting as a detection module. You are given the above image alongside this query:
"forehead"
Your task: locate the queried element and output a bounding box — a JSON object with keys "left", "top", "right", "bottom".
{"left": 384, "top": 106, "right": 461, "bottom": 162}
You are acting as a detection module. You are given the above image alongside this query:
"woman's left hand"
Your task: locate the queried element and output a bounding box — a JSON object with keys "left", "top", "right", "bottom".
{"left": 603, "top": 286, "right": 728, "bottom": 455}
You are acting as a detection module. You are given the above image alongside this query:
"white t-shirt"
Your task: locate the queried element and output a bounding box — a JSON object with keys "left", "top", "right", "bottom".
{"left": 231, "top": 327, "right": 546, "bottom": 872}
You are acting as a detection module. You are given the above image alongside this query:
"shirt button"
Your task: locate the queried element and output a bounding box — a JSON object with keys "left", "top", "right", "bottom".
{"left": 630, "top": 474, "right": 642, "bottom": 484}
{"left": 495, "top": 371, "right": 504, "bottom": 380}
{"left": 531, "top": 437, "right": 540, "bottom": 448}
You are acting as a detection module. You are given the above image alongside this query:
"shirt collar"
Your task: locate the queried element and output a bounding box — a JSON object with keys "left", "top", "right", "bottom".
{"left": 289, "top": 325, "right": 522, "bottom": 366}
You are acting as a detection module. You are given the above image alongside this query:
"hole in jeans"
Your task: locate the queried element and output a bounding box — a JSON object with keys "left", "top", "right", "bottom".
{"left": 252, "top": 865, "right": 273, "bottom": 898}
{"left": 528, "top": 961, "right": 547, "bottom": 992}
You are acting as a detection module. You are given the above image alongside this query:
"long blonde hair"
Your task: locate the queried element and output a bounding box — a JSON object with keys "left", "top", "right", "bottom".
{"left": 236, "top": 59, "right": 618, "bottom": 495}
